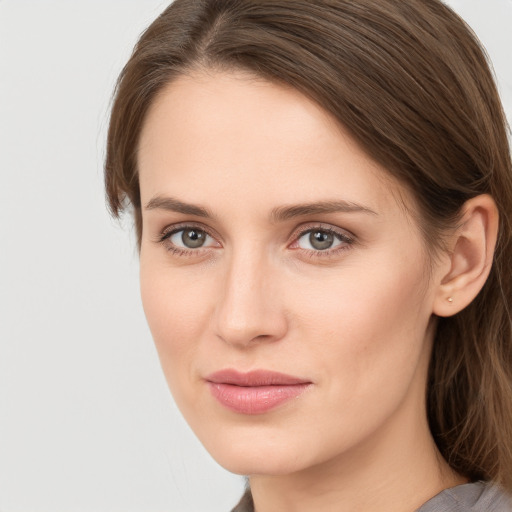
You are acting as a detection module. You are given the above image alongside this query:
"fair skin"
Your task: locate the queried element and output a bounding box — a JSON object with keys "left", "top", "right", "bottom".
{"left": 137, "top": 70, "right": 497, "bottom": 512}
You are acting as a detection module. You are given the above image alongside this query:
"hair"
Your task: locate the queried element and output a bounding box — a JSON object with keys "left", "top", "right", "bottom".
{"left": 105, "top": 0, "right": 512, "bottom": 491}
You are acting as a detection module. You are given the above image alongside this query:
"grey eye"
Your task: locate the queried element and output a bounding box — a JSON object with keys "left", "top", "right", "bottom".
{"left": 170, "top": 228, "right": 210, "bottom": 249}
{"left": 310, "top": 231, "right": 334, "bottom": 250}
{"left": 297, "top": 230, "right": 343, "bottom": 251}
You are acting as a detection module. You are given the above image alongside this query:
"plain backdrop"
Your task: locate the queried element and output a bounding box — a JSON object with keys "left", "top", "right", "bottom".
{"left": 0, "top": 1, "right": 511, "bottom": 511}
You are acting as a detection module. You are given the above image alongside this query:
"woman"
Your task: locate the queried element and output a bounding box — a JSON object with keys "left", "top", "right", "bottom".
{"left": 104, "top": 0, "right": 512, "bottom": 510}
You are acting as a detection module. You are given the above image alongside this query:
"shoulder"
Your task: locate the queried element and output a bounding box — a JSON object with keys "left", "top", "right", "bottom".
{"left": 231, "top": 489, "right": 254, "bottom": 512}
{"left": 231, "top": 481, "right": 512, "bottom": 512}
{"left": 417, "top": 481, "right": 512, "bottom": 512}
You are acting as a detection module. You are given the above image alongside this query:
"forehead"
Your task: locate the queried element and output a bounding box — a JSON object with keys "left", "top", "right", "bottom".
{"left": 137, "top": 70, "right": 412, "bottom": 219}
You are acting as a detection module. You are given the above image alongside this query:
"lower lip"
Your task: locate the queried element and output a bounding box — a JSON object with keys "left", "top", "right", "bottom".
{"left": 207, "top": 382, "right": 310, "bottom": 415}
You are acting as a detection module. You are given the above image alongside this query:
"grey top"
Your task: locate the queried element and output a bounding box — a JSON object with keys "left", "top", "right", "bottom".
{"left": 231, "top": 481, "right": 512, "bottom": 512}
{"left": 417, "top": 481, "right": 512, "bottom": 512}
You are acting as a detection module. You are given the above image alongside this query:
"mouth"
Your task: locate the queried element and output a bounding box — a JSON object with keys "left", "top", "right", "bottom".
{"left": 205, "top": 369, "right": 312, "bottom": 415}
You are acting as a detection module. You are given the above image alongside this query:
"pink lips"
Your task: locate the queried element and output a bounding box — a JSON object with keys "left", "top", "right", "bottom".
{"left": 206, "top": 369, "right": 311, "bottom": 415}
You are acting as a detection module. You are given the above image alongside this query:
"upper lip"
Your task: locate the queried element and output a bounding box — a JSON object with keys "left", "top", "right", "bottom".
{"left": 205, "top": 369, "right": 311, "bottom": 387}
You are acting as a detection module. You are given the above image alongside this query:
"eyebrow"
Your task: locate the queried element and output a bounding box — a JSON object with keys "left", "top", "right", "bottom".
{"left": 145, "top": 196, "right": 212, "bottom": 218}
{"left": 270, "top": 200, "right": 378, "bottom": 222}
{"left": 144, "top": 196, "right": 378, "bottom": 221}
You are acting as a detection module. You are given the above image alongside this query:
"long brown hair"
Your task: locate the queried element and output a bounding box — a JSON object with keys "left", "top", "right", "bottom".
{"left": 105, "top": 0, "right": 512, "bottom": 490}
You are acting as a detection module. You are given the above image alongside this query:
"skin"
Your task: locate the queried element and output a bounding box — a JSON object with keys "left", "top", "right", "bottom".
{"left": 137, "top": 70, "right": 475, "bottom": 512}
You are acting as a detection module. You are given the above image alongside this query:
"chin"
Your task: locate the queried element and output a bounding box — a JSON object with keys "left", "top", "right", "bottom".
{"left": 195, "top": 425, "right": 317, "bottom": 476}
{"left": 213, "top": 448, "right": 307, "bottom": 477}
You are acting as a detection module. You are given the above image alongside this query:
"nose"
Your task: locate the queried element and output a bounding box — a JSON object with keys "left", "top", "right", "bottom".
{"left": 213, "top": 250, "right": 288, "bottom": 348}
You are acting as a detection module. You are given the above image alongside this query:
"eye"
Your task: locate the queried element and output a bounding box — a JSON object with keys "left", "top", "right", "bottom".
{"left": 299, "top": 230, "right": 340, "bottom": 251}
{"left": 159, "top": 225, "right": 219, "bottom": 253}
{"left": 169, "top": 228, "right": 210, "bottom": 249}
{"left": 294, "top": 227, "right": 353, "bottom": 252}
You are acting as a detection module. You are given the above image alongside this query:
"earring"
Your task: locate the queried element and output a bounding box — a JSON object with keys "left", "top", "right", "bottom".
{"left": 447, "top": 297, "right": 454, "bottom": 303}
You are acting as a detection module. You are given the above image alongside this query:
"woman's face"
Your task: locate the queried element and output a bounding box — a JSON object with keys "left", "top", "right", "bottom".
{"left": 138, "top": 70, "right": 445, "bottom": 476}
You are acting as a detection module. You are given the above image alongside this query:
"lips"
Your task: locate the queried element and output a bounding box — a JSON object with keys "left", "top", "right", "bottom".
{"left": 205, "top": 369, "right": 312, "bottom": 415}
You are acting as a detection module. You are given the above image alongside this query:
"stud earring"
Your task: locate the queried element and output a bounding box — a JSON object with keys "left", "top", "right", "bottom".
{"left": 447, "top": 297, "right": 454, "bottom": 303}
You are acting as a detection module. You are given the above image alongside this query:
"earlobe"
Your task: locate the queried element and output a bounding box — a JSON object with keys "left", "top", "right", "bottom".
{"left": 433, "top": 194, "right": 499, "bottom": 318}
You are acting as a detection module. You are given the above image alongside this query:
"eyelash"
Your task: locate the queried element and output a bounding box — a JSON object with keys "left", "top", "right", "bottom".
{"left": 155, "top": 223, "right": 355, "bottom": 259}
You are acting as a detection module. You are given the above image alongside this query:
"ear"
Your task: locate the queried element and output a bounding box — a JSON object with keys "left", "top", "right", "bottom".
{"left": 433, "top": 194, "right": 499, "bottom": 317}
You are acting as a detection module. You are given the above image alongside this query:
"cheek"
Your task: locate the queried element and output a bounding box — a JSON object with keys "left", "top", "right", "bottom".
{"left": 139, "top": 259, "right": 213, "bottom": 388}
{"left": 294, "top": 249, "right": 432, "bottom": 425}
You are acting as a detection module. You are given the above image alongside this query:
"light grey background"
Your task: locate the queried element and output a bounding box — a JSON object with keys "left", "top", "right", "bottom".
{"left": 0, "top": 1, "right": 510, "bottom": 511}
